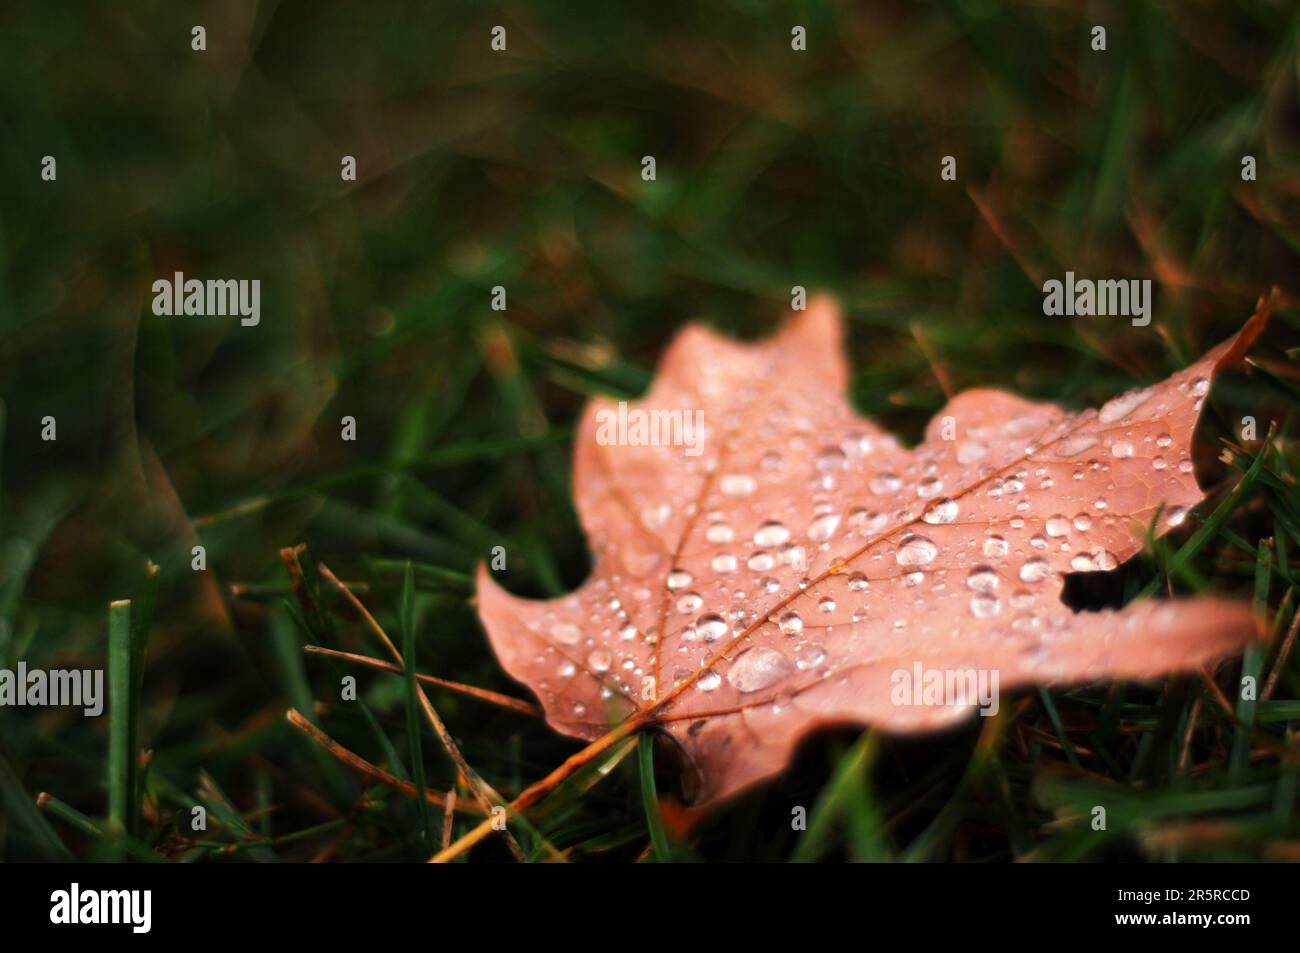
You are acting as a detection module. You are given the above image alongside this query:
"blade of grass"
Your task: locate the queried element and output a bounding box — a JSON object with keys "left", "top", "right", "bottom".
{"left": 637, "top": 734, "right": 672, "bottom": 863}
{"left": 401, "top": 561, "right": 434, "bottom": 853}
{"left": 127, "top": 562, "right": 158, "bottom": 837}
{"left": 106, "top": 599, "right": 132, "bottom": 841}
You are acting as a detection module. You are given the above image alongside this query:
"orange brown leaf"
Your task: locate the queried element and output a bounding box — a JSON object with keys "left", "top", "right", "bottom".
{"left": 477, "top": 297, "right": 1267, "bottom": 808}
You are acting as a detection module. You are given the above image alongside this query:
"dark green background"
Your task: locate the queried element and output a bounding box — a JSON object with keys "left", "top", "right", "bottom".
{"left": 1, "top": 1, "right": 1298, "bottom": 861}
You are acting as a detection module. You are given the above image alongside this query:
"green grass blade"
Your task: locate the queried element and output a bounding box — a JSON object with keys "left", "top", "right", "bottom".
{"left": 106, "top": 599, "right": 132, "bottom": 841}
{"left": 637, "top": 734, "right": 673, "bottom": 863}
{"left": 401, "top": 561, "right": 433, "bottom": 853}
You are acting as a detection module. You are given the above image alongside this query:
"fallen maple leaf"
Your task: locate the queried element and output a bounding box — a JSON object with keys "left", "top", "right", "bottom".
{"left": 477, "top": 297, "right": 1268, "bottom": 808}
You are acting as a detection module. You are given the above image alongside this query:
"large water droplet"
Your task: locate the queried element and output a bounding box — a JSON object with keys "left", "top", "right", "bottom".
{"left": 726, "top": 647, "right": 794, "bottom": 693}
{"left": 1099, "top": 387, "right": 1154, "bottom": 423}
{"left": 922, "top": 498, "right": 958, "bottom": 524}
{"left": 753, "top": 521, "right": 790, "bottom": 547}
{"left": 778, "top": 611, "right": 804, "bottom": 636}
{"left": 1019, "top": 558, "right": 1051, "bottom": 583}
{"left": 983, "top": 535, "right": 1009, "bottom": 559}
{"left": 696, "top": 613, "right": 729, "bottom": 642}
{"left": 705, "top": 523, "right": 734, "bottom": 544}
{"left": 1045, "top": 514, "right": 1071, "bottom": 537}
{"left": 896, "top": 535, "right": 937, "bottom": 567}
{"left": 711, "top": 553, "right": 738, "bottom": 573}
{"left": 966, "top": 566, "right": 999, "bottom": 593}
{"left": 816, "top": 447, "right": 848, "bottom": 471}
{"left": 917, "top": 477, "right": 944, "bottom": 499}
{"left": 796, "top": 644, "right": 827, "bottom": 670}
{"left": 666, "top": 568, "right": 693, "bottom": 590}
{"left": 587, "top": 649, "right": 612, "bottom": 673}
{"left": 807, "top": 513, "right": 842, "bottom": 543}
{"left": 697, "top": 670, "right": 722, "bottom": 692}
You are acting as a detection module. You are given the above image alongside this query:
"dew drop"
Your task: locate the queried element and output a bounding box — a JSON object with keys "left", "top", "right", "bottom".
{"left": 711, "top": 553, "right": 738, "bottom": 573}
{"left": 847, "top": 572, "right": 869, "bottom": 592}
{"left": 917, "top": 477, "right": 944, "bottom": 499}
{"left": 697, "top": 670, "right": 722, "bottom": 692}
{"left": 727, "top": 647, "right": 794, "bottom": 693}
{"left": 922, "top": 497, "right": 958, "bottom": 525}
{"left": 983, "top": 535, "right": 1009, "bottom": 559}
{"left": 1045, "top": 514, "right": 1071, "bottom": 537}
{"left": 753, "top": 521, "right": 791, "bottom": 547}
{"left": 1019, "top": 558, "right": 1052, "bottom": 583}
{"left": 1090, "top": 548, "right": 1118, "bottom": 571}
{"left": 666, "top": 568, "right": 693, "bottom": 590}
{"left": 796, "top": 644, "right": 827, "bottom": 671}
{"left": 676, "top": 591, "right": 703, "bottom": 613}
{"left": 966, "top": 566, "right": 999, "bottom": 593}
{"left": 1099, "top": 387, "right": 1154, "bottom": 424}
{"left": 587, "top": 649, "right": 612, "bottom": 673}
{"left": 895, "top": 534, "right": 938, "bottom": 567}
{"left": 696, "top": 613, "right": 729, "bottom": 642}
{"left": 816, "top": 446, "right": 848, "bottom": 471}
{"left": 641, "top": 503, "right": 670, "bottom": 530}
{"left": 720, "top": 474, "right": 756, "bottom": 496}
{"left": 1054, "top": 433, "right": 1098, "bottom": 458}
{"left": 777, "top": 611, "right": 804, "bottom": 636}
{"left": 807, "top": 513, "right": 842, "bottom": 543}
{"left": 970, "top": 594, "right": 1001, "bottom": 618}
{"left": 870, "top": 473, "right": 902, "bottom": 495}
{"left": 706, "top": 523, "right": 734, "bottom": 544}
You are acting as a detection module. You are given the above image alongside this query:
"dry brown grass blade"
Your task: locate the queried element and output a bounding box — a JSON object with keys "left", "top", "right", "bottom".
{"left": 285, "top": 708, "right": 475, "bottom": 813}
{"left": 302, "top": 644, "right": 542, "bottom": 717}
{"left": 317, "top": 563, "right": 531, "bottom": 861}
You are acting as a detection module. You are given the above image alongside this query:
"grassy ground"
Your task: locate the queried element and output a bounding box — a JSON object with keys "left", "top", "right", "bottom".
{"left": 1, "top": 0, "right": 1299, "bottom": 861}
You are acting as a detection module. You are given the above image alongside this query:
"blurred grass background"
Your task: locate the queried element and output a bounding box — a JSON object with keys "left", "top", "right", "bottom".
{"left": 1, "top": 0, "right": 1299, "bottom": 861}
